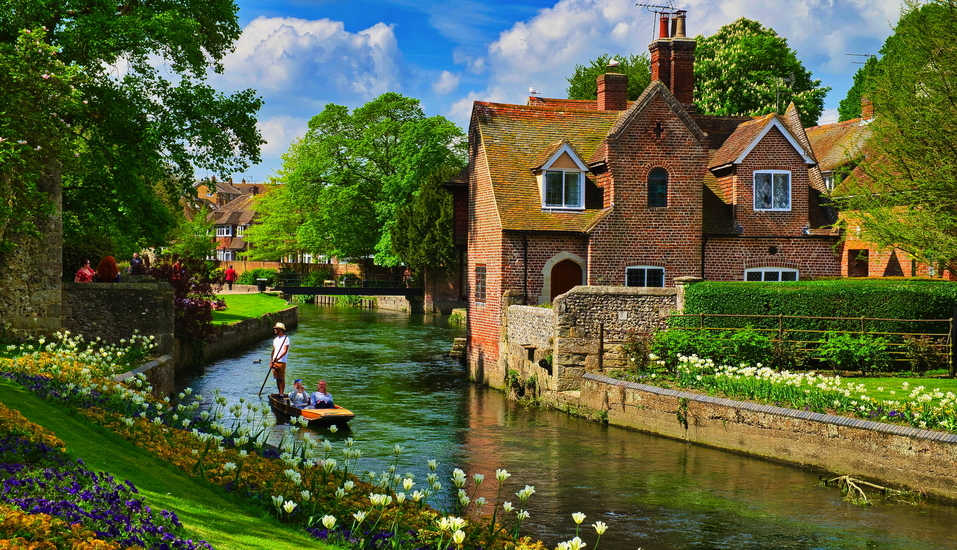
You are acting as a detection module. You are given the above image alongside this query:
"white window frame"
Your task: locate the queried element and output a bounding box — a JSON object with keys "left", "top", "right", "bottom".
{"left": 236, "top": 225, "right": 245, "bottom": 237}
{"left": 543, "top": 169, "right": 584, "bottom": 209}
{"left": 216, "top": 226, "right": 232, "bottom": 237}
{"left": 744, "top": 267, "right": 799, "bottom": 282}
{"left": 625, "top": 266, "right": 665, "bottom": 287}
{"left": 822, "top": 172, "right": 835, "bottom": 191}
{"left": 753, "top": 170, "right": 791, "bottom": 211}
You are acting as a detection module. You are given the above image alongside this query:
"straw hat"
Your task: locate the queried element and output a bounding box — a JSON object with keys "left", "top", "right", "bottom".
{"left": 274, "top": 322, "right": 286, "bottom": 330}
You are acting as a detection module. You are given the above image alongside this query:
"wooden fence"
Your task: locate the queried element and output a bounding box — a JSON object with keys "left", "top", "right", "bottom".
{"left": 664, "top": 312, "right": 956, "bottom": 376}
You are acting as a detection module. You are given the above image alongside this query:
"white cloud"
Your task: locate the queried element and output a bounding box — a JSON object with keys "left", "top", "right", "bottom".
{"left": 214, "top": 16, "right": 403, "bottom": 100}
{"left": 257, "top": 115, "right": 309, "bottom": 158}
{"left": 432, "top": 70, "right": 461, "bottom": 94}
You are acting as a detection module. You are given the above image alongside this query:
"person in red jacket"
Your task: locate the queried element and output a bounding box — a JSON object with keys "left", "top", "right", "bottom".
{"left": 224, "top": 265, "right": 237, "bottom": 291}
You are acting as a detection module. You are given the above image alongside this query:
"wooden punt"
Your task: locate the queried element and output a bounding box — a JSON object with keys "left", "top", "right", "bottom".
{"left": 268, "top": 394, "right": 355, "bottom": 427}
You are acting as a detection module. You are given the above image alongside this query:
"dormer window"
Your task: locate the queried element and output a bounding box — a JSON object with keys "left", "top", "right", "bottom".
{"left": 753, "top": 170, "right": 791, "bottom": 211}
{"left": 544, "top": 170, "right": 583, "bottom": 209}
{"left": 536, "top": 142, "right": 589, "bottom": 210}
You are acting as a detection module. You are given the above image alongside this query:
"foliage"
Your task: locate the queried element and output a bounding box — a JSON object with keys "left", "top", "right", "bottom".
{"left": 241, "top": 185, "right": 304, "bottom": 261}
{"left": 0, "top": 27, "right": 83, "bottom": 255}
{"left": 237, "top": 268, "right": 277, "bottom": 286}
{"left": 280, "top": 92, "right": 466, "bottom": 266}
{"left": 694, "top": 18, "right": 829, "bottom": 127}
{"left": 835, "top": 0, "right": 957, "bottom": 273}
{"left": 902, "top": 335, "right": 949, "bottom": 376}
{"left": 818, "top": 332, "right": 891, "bottom": 376}
{"left": 301, "top": 269, "right": 334, "bottom": 286}
{"left": 149, "top": 257, "right": 220, "bottom": 345}
{"left": 168, "top": 207, "right": 217, "bottom": 260}
{"left": 680, "top": 279, "right": 957, "bottom": 339}
{"left": 837, "top": 56, "right": 879, "bottom": 122}
{"left": 565, "top": 53, "right": 651, "bottom": 101}
{"left": 0, "top": 0, "right": 263, "bottom": 261}
{"left": 390, "top": 166, "right": 460, "bottom": 278}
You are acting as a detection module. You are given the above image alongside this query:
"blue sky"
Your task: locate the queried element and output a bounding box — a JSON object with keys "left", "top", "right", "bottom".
{"left": 210, "top": 0, "right": 905, "bottom": 182}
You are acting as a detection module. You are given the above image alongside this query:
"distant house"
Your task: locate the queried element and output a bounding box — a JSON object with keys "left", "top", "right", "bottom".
{"left": 806, "top": 101, "right": 955, "bottom": 279}
{"left": 464, "top": 11, "right": 842, "bottom": 373}
{"left": 182, "top": 177, "right": 274, "bottom": 262}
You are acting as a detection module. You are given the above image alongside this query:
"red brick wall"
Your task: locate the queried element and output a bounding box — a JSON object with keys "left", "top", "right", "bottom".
{"left": 704, "top": 237, "right": 841, "bottom": 280}
{"left": 466, "top": 134, "right": 505, "bottom": 377}
{"left": 731, "top": 126, "right": 812, "bottom": 236}
{"left": 587, "top": 93, "right": 708, "bottom": 285}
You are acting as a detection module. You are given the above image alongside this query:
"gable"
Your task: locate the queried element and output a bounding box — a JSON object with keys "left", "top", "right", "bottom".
{"left": 606, "top": 81, "right": 705, "bottom": 145}
{"left": 710, "top": 115, "right": 814, "bottom": 169}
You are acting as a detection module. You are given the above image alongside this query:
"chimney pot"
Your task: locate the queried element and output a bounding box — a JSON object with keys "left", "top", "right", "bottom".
{"left": 658, "top": 14, "right": 670, "bottom": 38}
{"left": 674, "top": 10, "right": 687, "bottom": 38}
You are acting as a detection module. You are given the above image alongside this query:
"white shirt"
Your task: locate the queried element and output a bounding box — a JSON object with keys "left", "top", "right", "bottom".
{"left": 272, "top": 335, "right": 290, "bottom": 363}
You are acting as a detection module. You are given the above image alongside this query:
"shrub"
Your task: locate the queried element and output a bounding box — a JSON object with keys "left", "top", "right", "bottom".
{"left": 649, "top": 329, "right": 722, "bottom": 373}
{"left": 722, "top": 328, "right": 774, "bottom": 366}
{"left": 301, "top": 269, "right": 333, "bottom": 286}
{"left": 903, "top": 335, "right": 949, "bottom": 375}
{"left": 237, "top": 268, "right": 277, "bottom": 286}
{"left": 818, "top": 332, "right": 891, "bottom": 376}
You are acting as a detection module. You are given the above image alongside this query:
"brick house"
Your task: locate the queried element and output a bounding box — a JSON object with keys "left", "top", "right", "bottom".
{"left": 464, "top": 12, "right": 842, "bottom": 376}
{"left": 805, "top": 104, "right": 956, "bottom": 280}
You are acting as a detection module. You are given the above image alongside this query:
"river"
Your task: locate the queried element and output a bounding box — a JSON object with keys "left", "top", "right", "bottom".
{"left": 177, "top": 304, "right": 957, "bottom": 550}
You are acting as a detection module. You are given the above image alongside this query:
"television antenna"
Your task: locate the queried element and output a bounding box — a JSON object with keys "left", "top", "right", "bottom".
{"left": 637, "top": 2, "right": 678, "bottom": 40}
{"left": 846, "top": 53, "right": 875, "bottom": 65}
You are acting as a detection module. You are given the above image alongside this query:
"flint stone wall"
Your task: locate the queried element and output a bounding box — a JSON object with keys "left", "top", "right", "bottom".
{"left": 61, "top": 281, "right": 175, "bottom": 357}
{"left": 577, "top": 372, "right": 957, "bottom": 502}
{"left": 174, "top": 306, "right": 298, "bottom": 370}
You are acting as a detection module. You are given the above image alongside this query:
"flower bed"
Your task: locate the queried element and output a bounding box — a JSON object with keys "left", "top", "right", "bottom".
{"left": 0, "top": 336, "right": 610, "bottom": 550}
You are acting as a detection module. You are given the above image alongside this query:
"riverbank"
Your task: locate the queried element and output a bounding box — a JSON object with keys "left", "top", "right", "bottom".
{"left": 0, "top": 378, "right": 338, "bottom": 550}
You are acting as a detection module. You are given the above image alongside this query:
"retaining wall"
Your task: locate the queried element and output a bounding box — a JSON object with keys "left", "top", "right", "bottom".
{"left": 61, "top": 281, "right": 176, "bottom": 358}
{"left": 574, "top": 372, "right": 957, "bottom": 502}
{"left": 173, "top": 306, "right": 298, "bottom": 370}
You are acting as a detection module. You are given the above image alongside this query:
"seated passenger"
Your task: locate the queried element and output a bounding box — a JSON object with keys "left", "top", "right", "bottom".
{"left": 311, "top": 379, "right": 334, "bottom": 409}
{"left": 288, "top": 379, "right": 310, "bottom": 408}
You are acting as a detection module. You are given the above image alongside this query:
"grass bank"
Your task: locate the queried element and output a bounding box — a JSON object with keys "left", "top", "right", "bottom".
{"left": 0, "top": 378, "right": 341, "bottom": 550}
{"left": 213, "top": 293, "right": 290, "bottom": 326}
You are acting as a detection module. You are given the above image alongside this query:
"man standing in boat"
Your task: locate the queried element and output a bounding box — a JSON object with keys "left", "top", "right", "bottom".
{"left": 270, "top": 323, "right": 291, "bottom": 396}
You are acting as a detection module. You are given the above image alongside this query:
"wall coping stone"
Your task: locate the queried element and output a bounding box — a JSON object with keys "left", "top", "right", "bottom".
{"left": 583, "top": 372, "right": 957, "bottom": 444}
{"left": 114, "top": 354, "right": 173, "bottom": 384}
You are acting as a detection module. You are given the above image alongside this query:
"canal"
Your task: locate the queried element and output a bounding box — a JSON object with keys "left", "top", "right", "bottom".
{"left": 178, "top": 304, "right": 957, "bottom": 550}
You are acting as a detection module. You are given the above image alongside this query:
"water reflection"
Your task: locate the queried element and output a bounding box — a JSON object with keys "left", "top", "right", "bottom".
{"left": 177, "top": 304, "right": 957, "bottom": 550}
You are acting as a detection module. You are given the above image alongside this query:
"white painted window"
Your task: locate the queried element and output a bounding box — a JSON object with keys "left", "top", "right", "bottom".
{"left": 753, "top": 170, "right": 791, "bottom": 211}
{"left": 625, "top": 266, "right": 665, "bottom": 287}
{"left": 216, "top": 226, "right": 232, "bottom": 237}
{"left": 744, "top": 267, "right": 799, "bottom": 282}
{"left": 544, "top": 170, "right": 583, "bottom": 209}
{"left": 236, "top": 225, "right": 245, "bottom": 237}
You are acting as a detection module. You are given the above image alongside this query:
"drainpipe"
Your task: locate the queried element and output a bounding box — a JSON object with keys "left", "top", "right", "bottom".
{"left": 522, "top": 233, "right": 529, "bottom": 305}
{"left": 700, "top": 235, "right": 708, "bottom": 279}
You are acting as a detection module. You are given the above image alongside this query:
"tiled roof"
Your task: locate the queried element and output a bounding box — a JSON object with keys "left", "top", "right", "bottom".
{"left": 805, "top": 117, "right": 872, "bottom": 173}
{"left": 526, "top": 96, "right": 624, "bottom": 111}
{"left": 215, "top": 182, "right": 243, "bottom": 195}
{"left": 472, "top": 101, "right": 621, "bottom": 232}
{"left": 710, "top": 113, "right": 775, "bottom": 168}
{"left": 207, "top": 194, "right": 257, "bottom": 226}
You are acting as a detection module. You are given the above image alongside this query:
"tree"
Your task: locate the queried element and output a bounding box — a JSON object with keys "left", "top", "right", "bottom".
{"left": 390, "top": 166, "right": 460, "bottom": 279}
{"left": 836, "top": 0, "right": 957, "bottom": 273}
{"left": 694, "top": 18, "right": 829, "bottom": 127}
{"left": 168, "top": 208, "right": 217, "bottom": 260}
{"left": 280, "top": 93, "right": 466, "bottom": 268}
{"left": 565, "top": 53, "right": 651, "bottom": 101}
{"left": 0, "top": 1, "right": 264, "bottom": 263}
{"left": 241, "top": 185, "right": 305, "bottom": 261}
{"left": 837, "top": 56, "right": 879, "bottom": 122}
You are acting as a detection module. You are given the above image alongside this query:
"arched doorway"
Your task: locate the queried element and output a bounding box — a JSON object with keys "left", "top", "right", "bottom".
{"left": 550, "top": 259, "right": 583, "bottom": 301}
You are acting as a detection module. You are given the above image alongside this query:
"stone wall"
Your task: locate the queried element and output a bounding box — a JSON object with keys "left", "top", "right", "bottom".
{"left": 174, "top": 306, "right": 298, "bottom": 370}
{"left": 552, "top": 286, "right": 676, "bottom": 390}
{"left": 0, "top": 172, "right": 62, "bottom": 337}
{"left": 114, "top": 355, "right": 175, "bottom": 399}
{"left": 61, "top": 281, "right": 175, "bottom": 357}
{"left": 499, "top": 286, "right": 679, "bottom": 392}
{"left": 576, "top": 372, "right": 957, "bottom": 502}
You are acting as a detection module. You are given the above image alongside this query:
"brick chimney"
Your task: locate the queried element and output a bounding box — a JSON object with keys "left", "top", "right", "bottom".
{"left": 649, "top": 10, "right": 696, "bottom": 108}
{"left": 861, "top": 95, "right": 874, "bottom": 119}
{"left": 597, "top": 72, "right": 628, "bottom": 111}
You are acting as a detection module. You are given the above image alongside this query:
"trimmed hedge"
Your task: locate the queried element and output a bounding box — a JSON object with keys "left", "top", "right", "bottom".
{"left": 678, "top": 279, "right": 957, "bottom": 339}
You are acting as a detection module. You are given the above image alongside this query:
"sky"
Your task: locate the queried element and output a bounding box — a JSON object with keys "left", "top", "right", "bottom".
{"left": 209, "top": 0, "right": 906, "bottom": 183}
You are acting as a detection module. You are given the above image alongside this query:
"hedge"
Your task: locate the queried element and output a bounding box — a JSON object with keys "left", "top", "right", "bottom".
{"left": 677, "top": 279, "right": 957, "bottom": 340}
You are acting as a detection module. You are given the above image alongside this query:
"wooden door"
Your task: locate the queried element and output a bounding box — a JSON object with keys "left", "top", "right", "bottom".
{"left": 550, "top": 260, "right": 583, "bottom": 301}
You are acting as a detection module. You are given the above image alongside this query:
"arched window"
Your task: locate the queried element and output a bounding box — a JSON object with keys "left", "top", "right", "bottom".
{"left": 648, "top": 168, "right": 668, "bottom": 208}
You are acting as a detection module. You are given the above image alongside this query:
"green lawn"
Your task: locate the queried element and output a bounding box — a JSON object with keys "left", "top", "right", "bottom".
{"left": 0, "top": 379, "right": 342, "bottom": 550}
{"left": 842, "top": 374, "right": 957, "bottom": 402}
{"left": 213, "top": 293, "right": 290, "bottom": 325}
